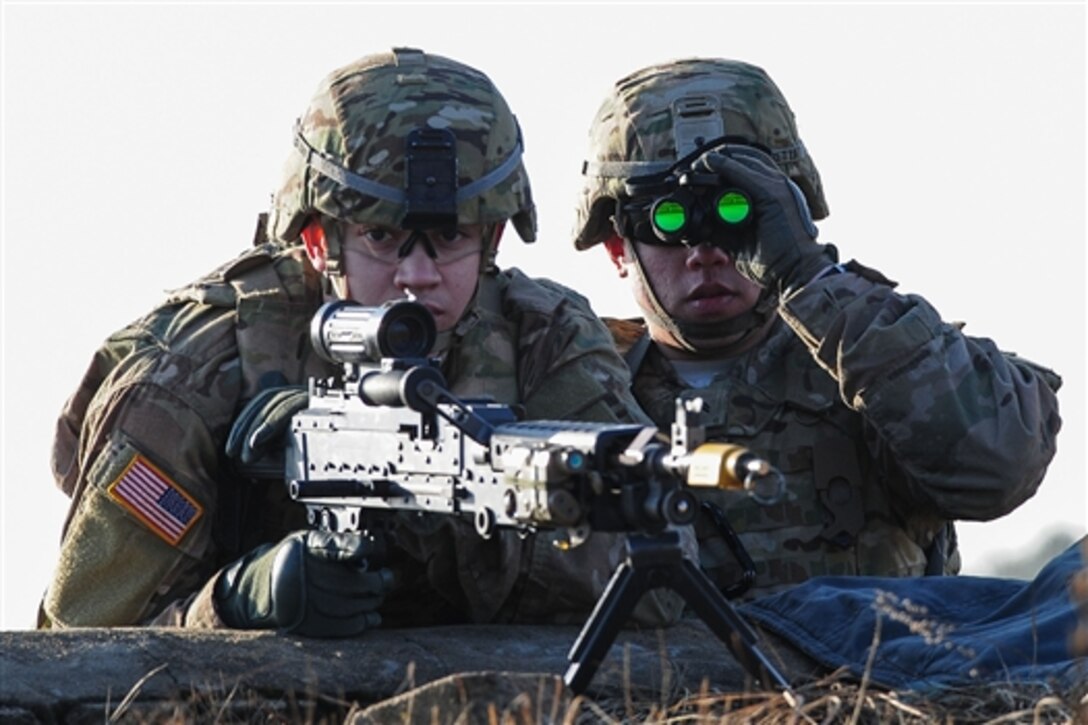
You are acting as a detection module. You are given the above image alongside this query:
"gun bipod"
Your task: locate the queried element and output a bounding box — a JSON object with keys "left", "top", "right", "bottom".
{"left": 563, "top": 530, "right": 794, "bottom": 696}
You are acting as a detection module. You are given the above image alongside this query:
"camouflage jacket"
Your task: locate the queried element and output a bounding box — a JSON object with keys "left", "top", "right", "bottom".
{"left": 609, "top": 261, "right": 1062, "bottom": 599}
{"left": 42, "top": 243, "right": 683, "bottom": 629}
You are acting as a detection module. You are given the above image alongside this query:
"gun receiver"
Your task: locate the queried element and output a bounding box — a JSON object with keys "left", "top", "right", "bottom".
{"left": 287, "top": 299, "right": 792, "bottom": 695}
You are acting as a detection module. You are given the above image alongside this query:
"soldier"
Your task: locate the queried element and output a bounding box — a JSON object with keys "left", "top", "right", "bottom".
{"left": 573, "top": 58, "right": 1063, "bottom": 599}
{"left": 41, "top": 48, "right": 683, "bottom": 635}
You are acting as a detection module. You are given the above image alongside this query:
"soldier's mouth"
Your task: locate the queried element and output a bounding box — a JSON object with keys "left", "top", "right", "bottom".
{"left": 687, "top": 283, "right": 737, "bottom": 301}
{"left": 684, "top": 283, "right": 742, "bottom": 316}
{"left": 417, "top": 301, "right": 445, "bottom": 320}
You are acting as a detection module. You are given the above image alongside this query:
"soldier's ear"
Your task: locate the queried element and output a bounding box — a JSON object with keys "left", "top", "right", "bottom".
{"left": 301, "top": 219, "right": 329, "bottom": 272}
{"left": 603, "top": 235, "right": 629, "bottom": 278}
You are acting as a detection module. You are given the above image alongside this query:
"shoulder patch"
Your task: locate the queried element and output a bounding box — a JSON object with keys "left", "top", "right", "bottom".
{"left": 106, "top": 454, "right": 204, "bottom": 546}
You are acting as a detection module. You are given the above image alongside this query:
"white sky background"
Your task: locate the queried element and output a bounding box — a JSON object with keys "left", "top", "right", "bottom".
{"left": 1, "top": 2, "right": 1085, "bottom": 630}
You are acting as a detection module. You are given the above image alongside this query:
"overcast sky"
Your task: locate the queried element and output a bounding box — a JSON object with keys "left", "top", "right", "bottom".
{"left": 2, "top": 2, "right": 1085, "bottom": 629}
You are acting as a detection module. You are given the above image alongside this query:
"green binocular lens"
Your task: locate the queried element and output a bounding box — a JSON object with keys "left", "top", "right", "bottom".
{"left": 716, "top": 191, "right": 751, "bottom": 225}
{"left": 651, "top": 199, "right": 687, "bottom": 234}
{"left": 648, "top": 190, "right": 752, "bottom": 240}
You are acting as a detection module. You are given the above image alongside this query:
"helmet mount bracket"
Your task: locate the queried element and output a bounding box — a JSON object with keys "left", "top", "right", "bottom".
{"left": 403, "top": 127, "right": 459, "bottom": 231}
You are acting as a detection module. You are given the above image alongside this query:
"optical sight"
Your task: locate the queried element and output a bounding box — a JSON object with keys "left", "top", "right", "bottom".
{"left": 310, "top": 299, "right": 436, "bottom": 364}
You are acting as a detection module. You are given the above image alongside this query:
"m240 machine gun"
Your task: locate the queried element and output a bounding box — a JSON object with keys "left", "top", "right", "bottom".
{"left": 287, "top": 299, "right": 792, "bottom": 694}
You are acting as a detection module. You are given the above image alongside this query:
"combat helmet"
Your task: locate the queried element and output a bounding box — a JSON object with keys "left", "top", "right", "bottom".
{"left": 573, "top": 58, "right": 827, "bottom": 251}
{"left": 268, "top": 47, "right": 536, "bottom": 277}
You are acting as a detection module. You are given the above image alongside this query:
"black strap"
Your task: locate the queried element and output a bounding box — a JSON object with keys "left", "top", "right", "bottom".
{"left": 700, "top": 501, "right": 757, "bottom": 599}
{"left": 622, "top": 332, "right": 653, "bottom": 378}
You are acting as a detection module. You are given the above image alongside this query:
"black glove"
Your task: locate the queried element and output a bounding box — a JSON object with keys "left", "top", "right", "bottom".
{"left": 214, "top": 529, "right": 393, "bottom": 637}
{"left": 694, "top": 144, "right": 836, "bottom": 293}
{"left": 225, "top": 385, "right": 309, "bottom": 470}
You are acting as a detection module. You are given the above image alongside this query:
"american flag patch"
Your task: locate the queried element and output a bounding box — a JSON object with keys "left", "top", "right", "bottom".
{"left": 107, "top": 454, "right": 203, "bottom": 546}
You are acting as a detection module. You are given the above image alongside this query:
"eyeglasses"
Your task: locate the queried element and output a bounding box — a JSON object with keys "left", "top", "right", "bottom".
{"left": 344, "top": 226, "right": 482, "bottom": 266}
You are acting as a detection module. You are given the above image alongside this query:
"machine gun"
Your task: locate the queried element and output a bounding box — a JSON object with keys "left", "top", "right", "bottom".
{"left": 287, "top": 299, "right": 793, "bottom": 694}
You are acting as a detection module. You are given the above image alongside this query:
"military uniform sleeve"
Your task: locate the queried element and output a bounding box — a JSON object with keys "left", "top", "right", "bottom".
{"left": 777, "top": 261, "right": 1061, "bottom": 521}
{"left": 42, "top": 320, "right": 241, "bottom": 628}
{"left": 511, "top": 281, "right": 651, "bottom": 425}
{"left": 145, "top": 575, "right": 226, "bottom": 628}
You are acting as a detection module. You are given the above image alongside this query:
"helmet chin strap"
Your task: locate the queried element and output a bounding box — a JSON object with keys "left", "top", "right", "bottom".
{"left": 302, "top": 216, "right": 351, "bottom": 301}
{"left": 627, "top": 242, "right": 776, "bottom": 356}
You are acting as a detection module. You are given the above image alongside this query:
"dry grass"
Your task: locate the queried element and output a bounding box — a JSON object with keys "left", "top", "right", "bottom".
{"left": 628, "top": 674, "right": 1086, "bottom": 725}
{"left": 99, "top": 668, "right": 1086, "bottom": 724}
{"left": 104, "top": 683, "right": 352, "bottom": 723}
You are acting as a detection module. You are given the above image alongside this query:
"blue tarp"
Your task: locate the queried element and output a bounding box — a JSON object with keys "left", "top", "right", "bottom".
{"left": 740, "top": 538, "right": 1086, "bottom": 691}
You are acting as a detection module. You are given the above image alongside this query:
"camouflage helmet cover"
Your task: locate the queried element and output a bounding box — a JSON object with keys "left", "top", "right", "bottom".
{"left": 269, "top": 47, "right": 536, "bottom": 245}
{"left": 574, "top": 58, "right": 828, "bottom": 250}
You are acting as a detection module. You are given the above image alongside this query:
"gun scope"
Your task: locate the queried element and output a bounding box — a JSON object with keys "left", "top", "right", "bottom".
{"left": 311, "top": 299, "right": 436, "bottom": 364}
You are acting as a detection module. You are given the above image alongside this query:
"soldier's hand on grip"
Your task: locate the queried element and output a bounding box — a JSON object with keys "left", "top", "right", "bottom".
{"left": 695, "top": 144, "right": 835, "bottom": 293}
{"left": 214, "top": 529, "right": 393, "bottom": 637}
{"left": 226, "top": 385, "right": 309, "bottom": 466}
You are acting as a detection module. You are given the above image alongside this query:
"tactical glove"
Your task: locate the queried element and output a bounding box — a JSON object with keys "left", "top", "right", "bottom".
{"left": 694, "top": 144, "right": 836, "bottom": 293}
{"left": 214, "top": 529, "right": 392, "bottom": 637}
{"left": 225, "top": 385, "right": 309, "bottom": 468}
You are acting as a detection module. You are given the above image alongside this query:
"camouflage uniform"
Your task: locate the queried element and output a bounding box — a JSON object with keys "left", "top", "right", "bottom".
{"left": 576, "top": 59, "right": 1063, "bottom": 599}
{"left": 42, "top": 49, "right": 686, "bottom": 631}
{"left": 42, "top": 242, "right": 686, "bottom": 627}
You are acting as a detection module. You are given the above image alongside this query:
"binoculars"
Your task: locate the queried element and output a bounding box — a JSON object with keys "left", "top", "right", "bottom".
{"left": 649, "top": 186, "right": 752, "bottom": 242}
{"left": 613, "top": 135, "right": 773, "bottom": 252}
{"left": 618, "top": 169, "right": 755, "bottom": 251}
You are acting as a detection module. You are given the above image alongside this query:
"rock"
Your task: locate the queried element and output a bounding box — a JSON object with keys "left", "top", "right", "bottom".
{"left": 0, "top": 621, "right": 821, "bottom": 722}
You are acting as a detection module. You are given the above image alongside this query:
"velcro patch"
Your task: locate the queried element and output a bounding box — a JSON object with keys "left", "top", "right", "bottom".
{"left": 107, "top": 454, "right": 203, "bottom": 546}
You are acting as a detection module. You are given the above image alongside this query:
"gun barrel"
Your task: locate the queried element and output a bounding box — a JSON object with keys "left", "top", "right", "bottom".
{"left": 672, "top": 443, "right": 785, "bottom": 505}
